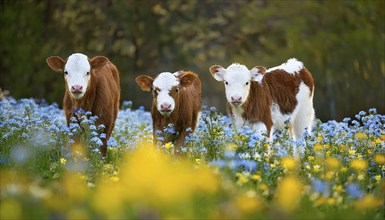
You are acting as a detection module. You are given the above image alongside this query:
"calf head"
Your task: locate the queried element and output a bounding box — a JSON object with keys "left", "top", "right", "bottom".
{"left": 136, "top": 72, "right": 195, "bottom": 117}
{"left": 209, "top": 64, "right": 266, "bottom": 106}
{"left": 46, "top": 53, "right": 108, "bottom": 99}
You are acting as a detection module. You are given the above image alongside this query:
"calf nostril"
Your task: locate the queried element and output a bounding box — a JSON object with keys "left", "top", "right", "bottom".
{"left": 71, "top": 85, "right": 83, "bottom": 92}
{"left": 161, "top": 103, "right": 171, "bottom": 110}
{"left": 231, "top": 96, "right": 242, "bottom": 102}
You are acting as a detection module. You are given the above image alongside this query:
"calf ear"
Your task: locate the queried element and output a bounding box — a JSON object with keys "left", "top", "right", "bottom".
{"left": 179, "top": 72, "right": 196, "bottom": 87}
{"left": 135, "top": 75, "right": 154, "bottom": 92}
{"left": 46, "top": 56, "right": 65, "bottom": 72}
{"left": 90, "top": 56, "right": 108, "bottom": 69}
{"left": 250, "top": 66, "right": 266, "bottom": 82}
{"left": 209, "top": 65, "right": 225, "bottom": 81}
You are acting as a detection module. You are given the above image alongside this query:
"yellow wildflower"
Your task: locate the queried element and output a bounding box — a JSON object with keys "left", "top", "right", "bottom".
{"left": 274, "top": 176, "right": 303, "bottom": 212}
{"left": 326, "top": 157, "right": 340, "bottom": 170}
{"left": 314, "top": 144, "right": 323, "bottom": 152}
{"left": 350, "top": 159, "right": 368, "bottom": 171}
{"left": 252, "top": 174, "right": 261, "bottom": 181}
{"left": 226, "top": 143, "right": 237, "bottom": 151}
{"left": 324, "top": 171, "right": 334, "bottom": 180}
{"left": 313, "top": 165, "right": 321, "bottom": 173}
{"left": 60, "top": 158, "right": 66, "bottom": 165}
{"left": 327, "top": 197, "right": 336, "bottom": 205}
{"left": 281, "top": 157, "right": 298, "bottom": 170}
{"left": 340, "top": 166, "right": 348, "bottom": 173}
{"left": 348, "top": 149, "right": 356, "bottom": 156}
{"left": 110, "top": 176, "right": 120, "bottom": 182}
{"left": 354, "top": 195, "right": 384, "bottom": 210}
{"left": 356, "top": 132, "right": 367, "bottom": 140}
{"left": 195, "top": 159, "right": 201, "bottom": 165}
{"left": 373, "top": 154, "right": 385, "bottom": 165}
{"left": 308, "top": 156, "right": 315, "bottom": 161}
{"left": 236, "top": 172, "right": 249, "bottom": 185}
{"left": 357, "top": 174, "right": 365, "bottom": 180}
{"left": 375, "top": 138, "right": 383, "bottom": 144}
{"left": 333, "top": 185, "right": 343, "bottom": 193}
{"left": 164, "top": 142, "right": 173, "bottom": 150}
{"left": 235, "top": 191, "right": 264, "bottom": 214}
{"left": 316, "top": 136, "right": 323, "bottom": 142}
{"left": 380, "top": 134, "right": 385, "bottom": 141}
{"left": 259, "top": 183, "right": 268, "bottom": 191}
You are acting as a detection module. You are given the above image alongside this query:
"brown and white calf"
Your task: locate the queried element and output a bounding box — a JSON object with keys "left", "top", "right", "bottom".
{"left": 136, "top": 71, "right": 201, "bottom": 154}
{"left": 46, "top": 53, "right": 120, "bottom": 157}
{"left": 209, "top": 58, "right": 315, "bottom": 140}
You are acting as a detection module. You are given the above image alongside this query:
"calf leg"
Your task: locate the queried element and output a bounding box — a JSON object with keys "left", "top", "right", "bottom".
{"left": 174, "top": 132, "right": 187, "bottom": 156}
{"left": 292, "top": 104, "right": 314, "bottom": 140}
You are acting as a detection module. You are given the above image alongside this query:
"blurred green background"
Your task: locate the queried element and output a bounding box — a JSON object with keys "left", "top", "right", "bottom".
{"left": 0, "top": 0, "right": 384, "bottom": 121}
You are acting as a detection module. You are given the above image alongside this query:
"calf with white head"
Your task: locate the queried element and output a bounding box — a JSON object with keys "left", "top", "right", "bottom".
{"left": 209, "top": 58, "right": 315, "bottom": 142}
{"left": 46, "top": 53, "right": 120, "bottom": 157}
{"left": 136, "top": 71, "right": 202, "bottom": 155}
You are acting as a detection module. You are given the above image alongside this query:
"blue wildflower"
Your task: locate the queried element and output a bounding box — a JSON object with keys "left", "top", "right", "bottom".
{"left": 346, "top": 183, "right": 364, "bottom": 198}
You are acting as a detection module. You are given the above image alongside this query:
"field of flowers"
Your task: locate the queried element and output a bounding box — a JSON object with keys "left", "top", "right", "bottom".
{"left": 1, "top": 98, "right": 384, "bottom": 219}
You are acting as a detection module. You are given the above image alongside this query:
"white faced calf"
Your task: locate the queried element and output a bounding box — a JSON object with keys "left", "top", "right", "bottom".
{"left": 136, "top": 71, "right": 201, "bottom": 155}
{"left": 209, "top": 58, "right": 315, "bottom": 140}
{"left": 46, "top": 53, "right": 120, "bottom": 157}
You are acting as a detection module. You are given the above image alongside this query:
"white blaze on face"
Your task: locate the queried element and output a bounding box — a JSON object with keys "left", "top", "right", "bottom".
{"left": 153, "top": 72, "right": 180, "bottom": 116}
{"left": 222, "top": 64, "right": 252, "bottom": 105}
{"left": 64, "top": 53, "right": 91, "bottom": 99}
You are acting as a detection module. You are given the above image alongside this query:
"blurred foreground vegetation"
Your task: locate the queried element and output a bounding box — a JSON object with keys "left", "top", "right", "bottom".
{"left": 0, "top": 98, "right": 385, "bottom": 219}
{"left": 0, "top": 0, "right": 384, "bottom": 121}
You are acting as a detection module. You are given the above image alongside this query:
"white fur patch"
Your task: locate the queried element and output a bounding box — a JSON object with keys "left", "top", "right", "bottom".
{"left": 153, "top": 72, "right": 180, "bottom": 113}
{"left": 290, "top": 82, "right": 314, "bottom": 140}
{"left": 249, "top": 122, "right": 267, "bottom": 134}
{"left": 270, "top": 102, "right": 291, "bottom": 129}
{"left": 270, "top": 82, "right": 314, "bottom": 140}
{"left": 267, "top": 58, "right": 303, "bottom": 74}
{"left": 64, "top": 53, "right": 91, "bottom": 99}
{"left": 231, "top": 105, "right": 245, "bottom": 131}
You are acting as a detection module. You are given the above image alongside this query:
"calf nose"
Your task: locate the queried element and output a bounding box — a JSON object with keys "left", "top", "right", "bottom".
{"left": 231, "top": 96, "right": 242, "bottom": 103}
{"left": 160, "top": 103, "right": 172, "bottom": 112}
{"left": 71, "top": 85, "right": 83, "bottom": 93}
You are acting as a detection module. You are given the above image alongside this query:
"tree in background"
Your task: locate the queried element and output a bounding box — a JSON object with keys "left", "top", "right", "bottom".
{"left": 0, "top": 0, "right": 384, "bottom": 121}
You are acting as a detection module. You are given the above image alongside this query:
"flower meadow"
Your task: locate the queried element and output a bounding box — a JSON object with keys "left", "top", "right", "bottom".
{"left": 0, "top": 98, "right": 384, "bottom": 219}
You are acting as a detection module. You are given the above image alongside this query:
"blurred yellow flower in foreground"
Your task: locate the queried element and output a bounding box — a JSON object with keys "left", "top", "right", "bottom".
{"left": 373, "top": 154, "right": 385, "bottom": 165}
{"left": 350, "top": 159, "right": 368, "bottom": 171}
{"left": 325, "top": 157, "right": 340, "bottom": 170}
{"left": 274, "top": 176, "right": 303, "bottom": 212}
{"left": 92, "top": 144, "right": 219, "bottom": 217}
{"left": 354, "top": 195, "right": 384, "bottom": 210}
{"left": 235, "top": 191, "right": 264, "bottom": 214}
{"left": 314, "top": 144, "right": 323, "bottom": 152}
{"left": 281, "top": 157, "right": 298, "bottom": 171}
{"left": 0, "top": 199, "right": 21, "bottom": 220}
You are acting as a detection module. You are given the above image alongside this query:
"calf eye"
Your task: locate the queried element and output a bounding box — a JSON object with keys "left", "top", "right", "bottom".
{"left": 176, "top": 88, "right": 179, "bottom": 92}
{"left": 86, "top": 72, "right": 90, "bottom": 76}
{"left": 64, "top": 71, "right": 68, "bottom": 75}
{"left": 245, "top": 82, "right": 249, "bottom": 85}
{"left": 225, "top": 81, "right": 229, "bottom": 85}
